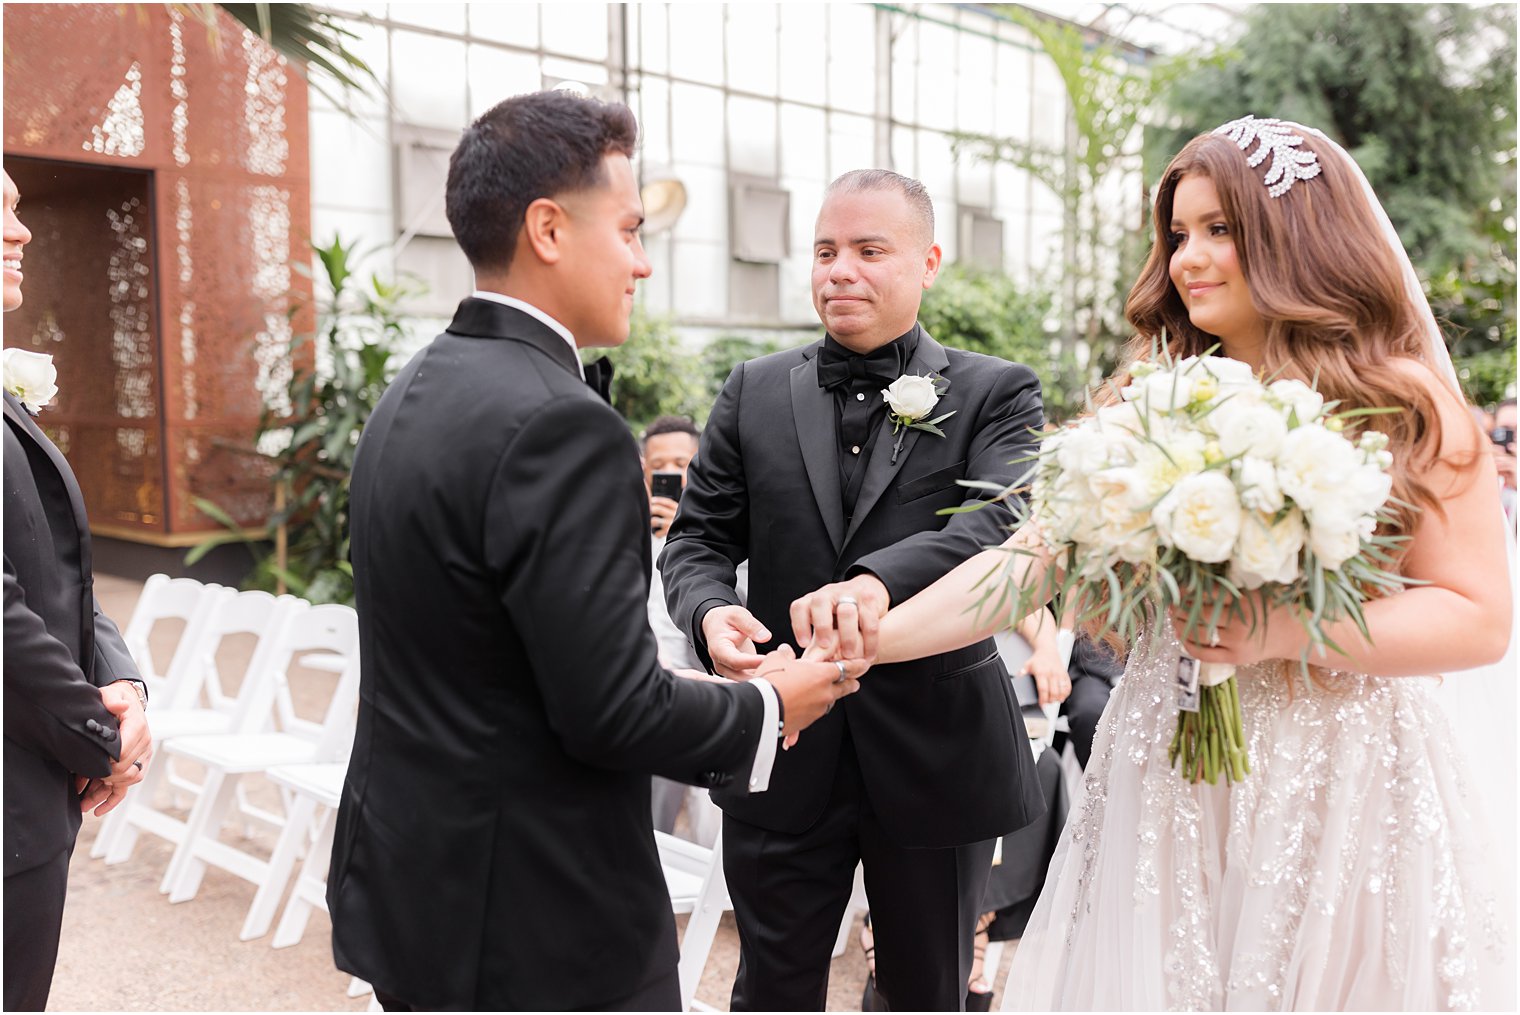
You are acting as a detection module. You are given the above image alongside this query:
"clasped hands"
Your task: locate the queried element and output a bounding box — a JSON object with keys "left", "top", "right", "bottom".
{"left": 699, "top": 575, "right": 888, "bottom": 746}
{"left": 73, "top": 680, "right": 153, "bottom": 817}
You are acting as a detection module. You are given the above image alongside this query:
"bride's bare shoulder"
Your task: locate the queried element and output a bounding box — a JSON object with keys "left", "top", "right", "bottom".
{"left": 1381, "top": 356, "right": 1483, "bottom": 454}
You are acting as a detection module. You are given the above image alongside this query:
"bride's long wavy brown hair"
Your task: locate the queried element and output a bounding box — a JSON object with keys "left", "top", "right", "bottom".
{"left": 1116, "top": 126, "right": 1468, "bottom": 545}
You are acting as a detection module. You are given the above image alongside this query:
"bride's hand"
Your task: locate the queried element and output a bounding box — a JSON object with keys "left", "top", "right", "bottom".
{"left": 1171, "top": 596, "right": 1310, "bottom": 666}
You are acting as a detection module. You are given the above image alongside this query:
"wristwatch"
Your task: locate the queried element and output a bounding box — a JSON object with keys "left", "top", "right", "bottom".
{"left": 119, "top": 678, "right": 148, "bottom": 711}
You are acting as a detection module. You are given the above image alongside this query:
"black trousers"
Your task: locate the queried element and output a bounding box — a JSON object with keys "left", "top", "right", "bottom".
{"left": 4, "top": 847, "right": 71, "bottom": 1012}
{"left": 724, "top": 730, "right": 997, "bottom": 1012}
{"left": 375, "top": 966, "right": 680, "bottom": 1012}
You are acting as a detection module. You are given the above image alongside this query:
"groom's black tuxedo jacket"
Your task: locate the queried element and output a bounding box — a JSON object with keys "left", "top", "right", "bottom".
{"left": 328, "top": 298, "right": 770, "bottom": 1011}
{"left": 663, "top": 328, "right": 1047, "bottom": 847}
{"left": 3, "top": 391, "right": 135, "bottom": 877}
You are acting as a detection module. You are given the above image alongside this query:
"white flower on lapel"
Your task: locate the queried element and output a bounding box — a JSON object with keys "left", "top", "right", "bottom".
{"left": 3, "top": 348, "right": 59, "bottom": 414}
{"left": 881, "top": 372, "right": 954, "bottom": 463}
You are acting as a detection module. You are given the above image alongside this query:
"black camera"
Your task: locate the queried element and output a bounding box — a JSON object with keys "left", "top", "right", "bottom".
{"left": 1492, "top": 426, "right": 1516, "bottom": 451}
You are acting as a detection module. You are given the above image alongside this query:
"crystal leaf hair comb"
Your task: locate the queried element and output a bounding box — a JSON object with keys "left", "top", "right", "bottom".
{"left": 1213, "top": 115, "right": 1322, "bottom": 198}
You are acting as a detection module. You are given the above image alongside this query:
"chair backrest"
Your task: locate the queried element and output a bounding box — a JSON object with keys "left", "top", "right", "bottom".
{"left": 120, "top": 574, "right": 225, "bottom": 702}
{"left": 233, "top": 603, "right": 361, "bottom": 761}
{"left": 166, "top": 589, "right": 299, "bottom": 712}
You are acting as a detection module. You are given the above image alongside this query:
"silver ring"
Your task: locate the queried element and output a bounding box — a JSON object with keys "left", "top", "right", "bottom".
{"left": 833, "top": 660, "right": 848, "bottom": 684}
{"left": 837, "top": 596, "right": 858, "bottom": 608}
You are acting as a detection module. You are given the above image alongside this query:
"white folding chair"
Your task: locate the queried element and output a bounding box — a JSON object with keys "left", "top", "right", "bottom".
{"left": 118, "top": 573, "right": 224, "bottom": 707}
{"left": 254, "top": 762, "right": 370, "bottom": 1001}
{"left": 95, "top": 591, "right": 302, "bottom": 863}
{"left": 160, "top": 604, "right": 361, "bottom": 907}
{"left": 659, "top": 828, "right": 732, "bottom": 1012}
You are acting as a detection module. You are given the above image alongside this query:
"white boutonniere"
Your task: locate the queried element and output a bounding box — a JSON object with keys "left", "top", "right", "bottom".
{"left": 882, "top": 373, "right": 954, "bottom": 463}
{"left": 3, "top": 348, "right": 59, "bottom": 415}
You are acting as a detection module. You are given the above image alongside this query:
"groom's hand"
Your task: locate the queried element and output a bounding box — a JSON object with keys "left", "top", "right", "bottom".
{"left": 790, "top": 574, "right": 890, "bottom": 664}
{"left": 754, "top": 644, "right": 866, "bottom": 736}
{"left": 702, "top": 605, "right": 772, "bottom": 680}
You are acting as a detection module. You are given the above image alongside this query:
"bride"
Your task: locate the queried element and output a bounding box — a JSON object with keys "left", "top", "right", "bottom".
{"left": 867, "top": 118, "right": 1516, "bottom": 1010}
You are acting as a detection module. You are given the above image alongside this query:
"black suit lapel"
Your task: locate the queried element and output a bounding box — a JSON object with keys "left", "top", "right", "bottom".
{"left": 788, "top": 349, "right": 845, "bottom": 554}
{"left": 445, "top": 297, "right": 584, "bottom": 380}
{"left": 5, "top": 389, "right": 97, "bottom": 666}
{"left": 841, "top": 328, "right": 952, "bottom": 549}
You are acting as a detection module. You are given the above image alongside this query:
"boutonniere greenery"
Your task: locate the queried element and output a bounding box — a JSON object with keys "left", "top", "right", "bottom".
{"left": 3, "top": 348, "right": 58, "bottom": 415}
{"left": 881, "top": 372, "right": 954, "bottom": 464}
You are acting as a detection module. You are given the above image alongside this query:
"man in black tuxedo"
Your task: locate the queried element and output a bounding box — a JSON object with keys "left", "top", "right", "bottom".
{"left": 3, "top": 166, "right": 152, "bottom": 1011}
{"left": 662, "top": 170, "right": 1047, "bottom": 1011}
{"left": 326, "top": 91, "right": 863, "bottom": 1012}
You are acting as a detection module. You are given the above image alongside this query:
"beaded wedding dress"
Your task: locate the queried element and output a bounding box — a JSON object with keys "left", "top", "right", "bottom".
{"left": 1002, "top": 119, "right": 1517, "bottom": 1011}
{"left": 1002, "top": 620, "right": 1515, "bottom": 1011}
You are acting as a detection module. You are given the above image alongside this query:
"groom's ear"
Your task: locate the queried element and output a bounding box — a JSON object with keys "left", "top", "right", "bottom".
{"left": 521, "top": 197, "right": 568, "bottom": 266}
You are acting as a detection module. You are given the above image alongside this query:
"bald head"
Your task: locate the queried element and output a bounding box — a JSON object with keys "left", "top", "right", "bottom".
{"left": 823, "top": 169, "right": 935, "bottom": 250}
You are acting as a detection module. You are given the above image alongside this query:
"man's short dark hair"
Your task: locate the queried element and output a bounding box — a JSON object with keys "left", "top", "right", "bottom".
{"left": 445, "top": 89, "right": 638, "bottom": 272}
{"left": 641, "top": 415, "right": 701, "bottom": 451}
{"left": 824, "top": 169, "right": 935, "bottom": 247}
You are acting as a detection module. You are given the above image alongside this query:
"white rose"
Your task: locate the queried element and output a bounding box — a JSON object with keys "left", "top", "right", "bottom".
{"left": 1214, "top": 403, "right": 1289, "bottom": 460}
{"left": 1343, "top": 462, "right": 1394, "bottom": 517}
{"left": 1089, "top": 468, "right": 1159, "bottom": 563}
{"left": 1122, "top": 370, "right": 1194, "bottom": 413}
{"left": 1056, "top": 425, "right": 1116, "bottom": 475}
{"left": 1276, "top": 424, "right": 1358, "bottom": 513}
{"left": 1307, "top": 506, "right": 1370, "bottom": 571}
{"left": 1229, "top": 509, "right": 1305, "bottom": 589}
{"left": 1095, "top": 399, "right": 1147, "bottom": 442}
{"left": 1236, "top": 455, "right": 1285, "bottom": 513}
{"left": 1197, "top": 355, "right": 1258, "bottom": 390}
{"left": 1269, "top": 378, "right": 1325, "bottom": 425}
{"left": 1152, "top": 471, "right": 1243, "bottom": 563}
{"left": 1034, "top": 473, "right": 1102, "bottom": 546}
{"left": 2, "top": 348, "right": 59, "bottom": 413}
{"left": 881, "top": 374, "right": 939, "bottom": 420}
{"left": 1132, "top": 423, "right": 1208, "bottom": 499}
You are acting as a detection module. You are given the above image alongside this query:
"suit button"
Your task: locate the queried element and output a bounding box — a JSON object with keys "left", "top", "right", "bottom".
{"left": 851, "top": 445, "right": 860, "bottom": 454}
{"left": 101, "top": 726, "right": 117, "bottom": 741}
{"left": 86, "top": 719, "right": 101, "bottom": 732}
{"left": 855, "top": 392, "right": 865, "bottom": 401}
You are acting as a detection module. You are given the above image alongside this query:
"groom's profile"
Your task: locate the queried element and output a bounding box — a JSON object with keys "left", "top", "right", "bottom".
{"left": 326, "top": 90, "right": 861, "bottom": 1012}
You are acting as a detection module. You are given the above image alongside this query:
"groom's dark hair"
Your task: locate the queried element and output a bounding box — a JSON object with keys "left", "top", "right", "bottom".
{"left": 446, "top": 89, "right": 638, "bottom": 272}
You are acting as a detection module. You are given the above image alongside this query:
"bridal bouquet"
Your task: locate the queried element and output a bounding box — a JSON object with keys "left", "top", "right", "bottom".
{"left": 979, "top": 348, "right": 1409, "bottom": 784}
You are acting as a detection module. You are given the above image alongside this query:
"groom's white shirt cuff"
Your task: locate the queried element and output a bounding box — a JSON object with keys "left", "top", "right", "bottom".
{"left": 747, "top": 678, "right": 779, "bottom": 792}
{"left": 471, "top": 289, "right": 584, "bottom": 380}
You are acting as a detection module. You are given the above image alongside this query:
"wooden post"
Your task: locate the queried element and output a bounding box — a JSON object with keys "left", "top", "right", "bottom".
{"left": 275, "top": 482, "right": 288, "bottom": 596}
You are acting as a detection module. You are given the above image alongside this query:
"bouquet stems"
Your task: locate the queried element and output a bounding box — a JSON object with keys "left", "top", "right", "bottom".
{"left": 1168, "top": 673, "right": 1250, "bottom": 785}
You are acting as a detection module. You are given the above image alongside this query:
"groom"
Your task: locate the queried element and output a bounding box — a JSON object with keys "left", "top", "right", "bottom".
{"left": 327, "top": 91, "right": 861, "bottom": 1012}
{"left": 662, "top": 169, "right": 1048, "bottom": 1010}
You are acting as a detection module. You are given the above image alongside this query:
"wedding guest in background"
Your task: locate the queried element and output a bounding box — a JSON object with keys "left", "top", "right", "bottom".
{"left": 326, "top": 92, "right": 861, "bottom": 1012}
{"left": 645, "top": 414, "right": 730, "bottom": 845}
{"left": 3, "top": 165, "right": 152, "bottom": 1011}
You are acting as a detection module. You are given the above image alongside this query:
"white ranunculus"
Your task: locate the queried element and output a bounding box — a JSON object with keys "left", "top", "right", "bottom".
{"left": 1229, "top": 509, "right": 1305, "bottom": 589}
{"left": 1236, "top": 455, "right": 1285, "bottom": 513}
{"left": 881, "top": 374, "right": 939, "bottom": 420}
{"left": 1095, "top": 399, "right": 1147, "bottom": 441}
{"left": 1197, "top": 355, "right": 1258, "bottom": 393}
{"left": 1269, "top": 378, "right": 1325, "bottom": 425}
{"left": 1307, "top": 506, "right": 1369, "bottom": 571}
{"left": 1214, "top": 403, "right": 1289, "bottom": 460}
{"left": 1090, "top": 467, "right": 1159, "bottom": 563}
{"left": 2, "top": 348, "right": 59, "bottom": 413}
{"left": 1276, "top": 424, "right": 1358, "bottom": 513}
{"left": 1152, "top": 471, "right": 1243, "bottom": 563}
{"left": 1132, "top": 423, "right": 1208, "bottom": 500}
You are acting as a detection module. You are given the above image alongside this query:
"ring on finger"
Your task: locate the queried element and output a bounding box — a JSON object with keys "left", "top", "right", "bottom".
{"left": 833, "top": 660, "right": 848, "bottom": 684}
{"left": 837, "top": 595, "right": 858, "bottom": 608}
{"left": 132, "top": 760, "right": 143, "bottom": 771}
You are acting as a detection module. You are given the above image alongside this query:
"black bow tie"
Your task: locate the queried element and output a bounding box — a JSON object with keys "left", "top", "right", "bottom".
{"left": 584, "top": 356, "right": 614, "bottom": 403}
{"left": 816, "top": 341, "right": 905, "bottom": 392}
